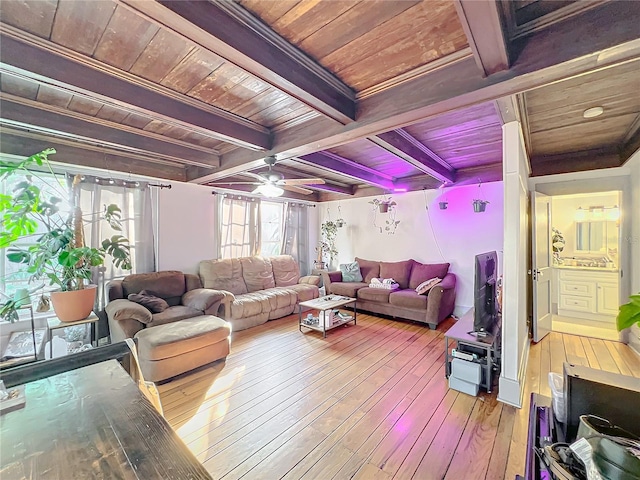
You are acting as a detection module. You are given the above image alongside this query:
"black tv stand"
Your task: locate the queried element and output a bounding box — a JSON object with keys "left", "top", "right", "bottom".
{"left": 444, "top": 308, "right": 500, "bottom": 393}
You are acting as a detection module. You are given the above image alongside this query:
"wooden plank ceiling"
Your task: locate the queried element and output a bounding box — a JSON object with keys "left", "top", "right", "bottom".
{"left": 0, "top": 0, "right": 639, "bottom": 200}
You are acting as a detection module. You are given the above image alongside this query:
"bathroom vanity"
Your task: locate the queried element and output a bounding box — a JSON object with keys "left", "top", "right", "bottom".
{"left": 556, "top": 265, "right": 619, "bottom": 323}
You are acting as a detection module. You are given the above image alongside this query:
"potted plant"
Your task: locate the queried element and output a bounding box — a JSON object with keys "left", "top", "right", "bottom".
{"left": 472, "top": 199, "right": 489, "bottom": 213}
{"left": 0, "top": 149, "right": 132, "bottom": 323}
{"left": 320, "top": 220, "right": 339, "bottom": 266}
{"left": 616, "top": 293, "right": 640, "bottom": 332}
{"left": 369, "top": 196, "right": 396, "bottom": 213}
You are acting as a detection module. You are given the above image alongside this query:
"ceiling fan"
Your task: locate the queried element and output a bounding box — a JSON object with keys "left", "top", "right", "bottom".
{"left": 213, "top": 156, "right": 325, "bottom": 197}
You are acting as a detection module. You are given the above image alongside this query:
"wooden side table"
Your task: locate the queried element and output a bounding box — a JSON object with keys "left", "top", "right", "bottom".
{"left": 47, "top": 312, "right": 99, "bottom": 359}
{"left": 311, "top": 268, "right": 329, "bottom": 287}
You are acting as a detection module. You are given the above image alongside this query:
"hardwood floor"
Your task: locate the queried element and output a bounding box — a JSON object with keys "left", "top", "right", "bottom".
{"left": 157, "top": 314, "right": 640, "bottom": 480}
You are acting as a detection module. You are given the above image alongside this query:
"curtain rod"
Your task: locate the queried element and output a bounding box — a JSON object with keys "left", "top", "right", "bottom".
{"left": 211, "top": 190, "right": 316, "bottom": 206}
{"left": 149, "top": 183, "right": 172, "bottom": 189}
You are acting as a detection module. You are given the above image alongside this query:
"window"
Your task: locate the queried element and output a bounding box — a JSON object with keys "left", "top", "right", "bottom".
{"left": 218, "top": 197, "right": 285, "bottom": 259}
{"left": 0, "top": 172, "right": 71, "bottom": 301}
{"left": 260, "top": 201, "right": 284, "bottom": 257}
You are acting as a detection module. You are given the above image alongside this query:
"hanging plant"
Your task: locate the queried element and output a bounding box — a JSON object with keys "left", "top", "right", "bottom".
{"left": 369, "top": 196, "right": 397, "bottom": 213}
{"left": 320, "top": 220, "right": 338, "bottom": 265}
{"left": 472, "top": 199, "right": 489, "bottom": 213}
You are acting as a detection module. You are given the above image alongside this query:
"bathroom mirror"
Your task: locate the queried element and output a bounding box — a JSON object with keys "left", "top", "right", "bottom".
{"left": 575, "top": 221, "right": 617, "bottom": 252}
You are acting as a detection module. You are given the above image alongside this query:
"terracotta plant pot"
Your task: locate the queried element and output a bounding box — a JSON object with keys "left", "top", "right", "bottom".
{"left": 378, "top": 203, "right": 390, "bottom": 213}
{"left": 50, "top": 285, "right": 97, "bottom": 322}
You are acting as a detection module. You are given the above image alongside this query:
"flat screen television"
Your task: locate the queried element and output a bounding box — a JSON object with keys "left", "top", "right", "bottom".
{"left": 474, "top": 251, "right": 498, "bottom": 336}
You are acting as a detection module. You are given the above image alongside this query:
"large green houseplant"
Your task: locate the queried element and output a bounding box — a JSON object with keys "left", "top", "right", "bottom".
{"left": 0, "top": 149, "right": 131, "bottom": 322}
{"left": 616, "top": 293, "right": 640, "bottom": 332}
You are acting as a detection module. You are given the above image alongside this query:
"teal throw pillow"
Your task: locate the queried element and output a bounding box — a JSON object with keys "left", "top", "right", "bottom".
{"left": 340, "top": 262, "right": 363, "bottom": 282}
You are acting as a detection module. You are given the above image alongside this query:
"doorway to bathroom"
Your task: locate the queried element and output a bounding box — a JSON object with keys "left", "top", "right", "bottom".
{"left": 547, "top": 191, "right": 622, "bottom": 340}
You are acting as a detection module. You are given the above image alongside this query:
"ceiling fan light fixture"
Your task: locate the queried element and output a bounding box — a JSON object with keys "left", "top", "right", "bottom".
{"left": 583, "top": 106, "right": 604, "bottom": 118}
{"left": 256, "top": 184, "right": 284, "bottom": 198}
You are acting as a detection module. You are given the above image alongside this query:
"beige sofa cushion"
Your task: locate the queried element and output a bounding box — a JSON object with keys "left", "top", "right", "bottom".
{"left": 229, "top": 291, "right": 272, "bottom": 319}
{"left": 357, "top": 287, "right": 392, "bottom": 303}
{"left": 262, "top": 287, "right": 298, "bottom": 310}
{"left": 284, "top": 284, "right": 319, "bottom": 302}
{"left": 135, "top": 315, "right": 230, "bottom": 361}
{"left": 240, "top": 256, "right": 275, "bottom": 292}
{"left": 270, "top": 255, "right": 300, "bottom": 287}
{"left": 148, "top": 305, "right": 203, "bottom": 328}
{"left": 389, "top": 290, "right": 428, "bottom": 309}
{"left": 355, "top": 257, "right": 380, "bottom": 283}
{"left": 379, "top": 260, "right": 414, "bottom": 289}
{"left": 199, "top": 258, "right": 248, "bottom": 295}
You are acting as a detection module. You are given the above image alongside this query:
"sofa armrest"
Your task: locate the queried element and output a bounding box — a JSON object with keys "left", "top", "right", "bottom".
{"left": 299, "top": 275, "right": 320, "bottom": 286}
{"left": 182, "top": 288, "right": 228, "bottom": 315}
{"left": 106, "top": 279, "right": 124, "bottom": 302}
{"left": 321, "top": 271, "right": 342, "bottom": 294}
{"left": 105, "top": 299, "right": 151, "bottom": 342}
{"left": 438, "top": 273, "right": 456, "bottom": 290}
{"left": 426, "top": 273, "right": 457, "bottom": 326}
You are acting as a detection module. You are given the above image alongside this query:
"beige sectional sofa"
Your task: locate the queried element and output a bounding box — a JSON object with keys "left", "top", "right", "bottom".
{"left": 199, "top": 255, "right": 320, "bottom": 331}
{"left": 322, "top": 258, "right": 456, "bottom": 330}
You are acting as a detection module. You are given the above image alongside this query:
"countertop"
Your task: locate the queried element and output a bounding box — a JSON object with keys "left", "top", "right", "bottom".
{"left": 554, "top": 265, "right": 618, "bottom": 272}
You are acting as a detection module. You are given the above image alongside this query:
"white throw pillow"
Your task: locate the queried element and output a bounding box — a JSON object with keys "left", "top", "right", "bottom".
{"left": 415, "top": 277, "right": 442, "bottom": 295}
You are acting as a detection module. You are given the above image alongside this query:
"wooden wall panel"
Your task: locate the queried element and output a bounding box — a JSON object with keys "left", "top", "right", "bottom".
{"left": 404, "top": 102, "right": 503, "bottom": 169}
{"left": 241, "top": 0, "right": 468, "bottom": 92}
{"left": 36, "top": 85, "right": 72, "bottom": 108}
{"left": 129, "top": 29, "right": 194, "bottom": 83}
{"left": 0, "top": 0, "right": 57, "bottom": 38}
{"left": 93, "top": 5, "right": 159, "bottom": 71}
{"left": 0, "top": 74, "right": 40, "bottom": 100}
{"left": 526, "top": 59, "right": 640, "bottom": 157}
{"left": 66, "top": 96, "right": 103, "bottom": 117}
{"left": 329, "top": 139, "right": 423, "bottom": 179}
{"left": 297, "top": 0, "right": 420, "bottom": 61}
{"left": 50, "top": 1, "right": 116, "bottom": 55}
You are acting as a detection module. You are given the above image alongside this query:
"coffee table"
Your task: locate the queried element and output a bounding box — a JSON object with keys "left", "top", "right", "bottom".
{"left": 298, "top": 295, "right": 357, "bottom": 337}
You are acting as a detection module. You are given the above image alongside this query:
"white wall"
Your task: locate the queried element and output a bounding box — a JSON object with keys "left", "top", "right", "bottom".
{"left": 154, "top": 181, "right": 218, "bottom": 274}
{"left": 627, "top": 150, "right": 640, "bottom": 352}
{"left": 317, "top": 182, "right": 504, "bottom": 314}
{"left": 499, "top": 121, "right": 530, "bottom": 408}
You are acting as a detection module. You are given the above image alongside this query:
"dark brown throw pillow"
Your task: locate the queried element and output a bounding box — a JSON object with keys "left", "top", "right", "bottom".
{"left": 127, "top": 290, "right": 169, "bottom": 313}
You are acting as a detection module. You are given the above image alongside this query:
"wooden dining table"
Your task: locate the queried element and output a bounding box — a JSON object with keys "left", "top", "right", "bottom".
{"left": 0, "top": 359, "right": 211, "bottom": 479}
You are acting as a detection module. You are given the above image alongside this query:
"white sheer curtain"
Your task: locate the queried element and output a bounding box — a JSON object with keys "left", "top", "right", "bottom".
{"left": 76, "top": 175, "right": 155, "bottom": 309}
{"left": 218, "top": 195, "right": 261, "bottom": 259}
{"left": 281, "top": 202, "right": 310, "bottom": 275}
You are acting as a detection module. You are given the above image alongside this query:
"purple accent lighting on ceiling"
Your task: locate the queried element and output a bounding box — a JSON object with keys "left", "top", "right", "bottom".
{"left": 393, "top": 187, "right": 408, "bottom": 192}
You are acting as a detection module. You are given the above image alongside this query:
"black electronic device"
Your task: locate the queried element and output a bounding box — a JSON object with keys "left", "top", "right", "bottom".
{"left": 563, "top": 363, "right": 640, "bottom": 442}
{"left": 473, "top": 251, "right": 499, "bottom": 335}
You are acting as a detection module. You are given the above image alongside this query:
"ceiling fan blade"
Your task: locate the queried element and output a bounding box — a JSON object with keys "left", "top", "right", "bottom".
{"left": 211, "top": 181, "right": 262, "bottom": 185}
{"left": 280, "top": 178, "right": 326, "bottom": 186}
{"left": 283, "top": 185, "right": 313, "bottom": 195}
{"left": 245, "top": 172, "right": 265, "bottom": 181}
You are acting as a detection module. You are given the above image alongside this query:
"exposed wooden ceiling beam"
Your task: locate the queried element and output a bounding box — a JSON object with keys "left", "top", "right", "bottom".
{"left": 120, "top": 0, "right": 355, "bottom": 124}
{"left": 370, "top": 130, "right": 456, "bottom": 184}
{"left": 0, "top": 96, "right": 220, "bottom": 168}
{"left": 530, "top": 147, "right": 621, "bottom": 177}
{"left": 621, "top": 114, "right": 640, "bottom": 162}
{"left": 494, "top": 93, "right": 531, "bottom": 157}
{"left": 295, "top": 152, "right": 396, "bottom": 191}
{"left": 454, "top": 0, "right": 510, "bottom": 76}
{"left": 191, "top": 2, "right": 640, "bottom": 183}
{"left": 0, "top": 128, "right": 187, "bottom": 181}
{"left": 0, "top": 29, "right": 271, "bottom": 150}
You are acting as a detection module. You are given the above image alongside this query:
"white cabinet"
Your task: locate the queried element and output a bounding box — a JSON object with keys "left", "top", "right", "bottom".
{"left": 596, "top": 283, "right": 619, "bottom": 315}
{"left": 557, "top": 269, "right": 619, "bottom": 322}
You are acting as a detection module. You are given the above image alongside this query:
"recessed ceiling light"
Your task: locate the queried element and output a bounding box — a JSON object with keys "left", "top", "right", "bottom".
{"left": 583, "top": 106, "right": 604, "bottom": 118}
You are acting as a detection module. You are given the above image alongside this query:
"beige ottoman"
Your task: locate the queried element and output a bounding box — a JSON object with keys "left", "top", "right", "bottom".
{"left": 134, "top": 315, "right": 231, "bottom": 382}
